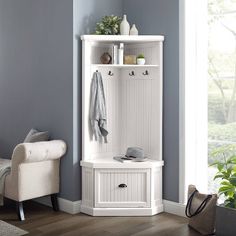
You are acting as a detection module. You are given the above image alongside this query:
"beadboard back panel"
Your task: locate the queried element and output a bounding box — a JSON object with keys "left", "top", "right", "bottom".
{"left": 90, "top": 43, "right": 113, "bottom": 64}
{"left": 89, "top": 42, "right": 160, "bottom": 66}
{"left": 120, "top": 67, "right": 162, "bottom": 159}
{"left": 125, "top": 43, "right": 160, "bottom": 65}
{"left": 82, "top": 37, "right": 163, "bottom": 161}
{"left": 83, "top": 66, "right": 122, "bottom": 160}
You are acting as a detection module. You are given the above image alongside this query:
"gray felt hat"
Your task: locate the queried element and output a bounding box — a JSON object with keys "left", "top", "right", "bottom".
{"left": 126, "top": 147, "right": 144, "bottom": 159}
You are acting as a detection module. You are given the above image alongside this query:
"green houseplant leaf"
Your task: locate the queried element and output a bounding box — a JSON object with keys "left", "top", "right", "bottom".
{"left": 95, "top": 15, "right": 122, "bottom": 35}
{"left": 137, "top": 54, "right": 145, "bottom": 59}
{"left": 210, "top": 144, "right": 236, "bottom": 208}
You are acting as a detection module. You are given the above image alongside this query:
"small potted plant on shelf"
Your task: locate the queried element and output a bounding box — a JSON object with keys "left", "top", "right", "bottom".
{"left": 210, "top": 144, "right": 236, "bottom": 236}
{"left": 95, "top": 15, "right": 122, "bottom": 35}
{"left": 136, "top": 54, "right": 145, "bottom": 65}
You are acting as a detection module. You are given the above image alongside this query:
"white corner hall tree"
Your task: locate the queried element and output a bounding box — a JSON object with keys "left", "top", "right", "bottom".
{"left": 80, "top": 35, "right": 164, "bottom": 216}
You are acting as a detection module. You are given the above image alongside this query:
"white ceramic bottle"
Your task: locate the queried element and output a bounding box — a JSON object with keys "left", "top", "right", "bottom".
{"left": 120, "top": 15, "right": 130, "bottom": 35}
{"left": 130, "top": 24, "right": 138, "bottom": 35}
{"left": 112, "top": 44, "right": 118, "bottom": 64}
{"left": 118, "top": 43, "right": 124, "bottom": 65}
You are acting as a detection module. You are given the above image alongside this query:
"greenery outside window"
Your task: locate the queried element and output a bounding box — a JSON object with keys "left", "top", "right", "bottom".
{"left": 208, "top": 0, "right": 236, "bottom": 199}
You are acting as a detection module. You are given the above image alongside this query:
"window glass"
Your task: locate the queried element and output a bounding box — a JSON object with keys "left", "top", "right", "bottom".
{"left": 208, "top": 0, "right": 236, "bottom": 197}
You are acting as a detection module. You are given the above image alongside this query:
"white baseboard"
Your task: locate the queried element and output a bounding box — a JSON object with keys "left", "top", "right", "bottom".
{"left": 163, "top": 200, "right": 186, "bottom": 217}
{"left": 81, "top": 204, "right": 164, "bottom": 216}
{"left": 34, "top": 198, "right": 185, "bottom": 217}
{"left": 34, "top": 196, "right": 81, "bottom": 215}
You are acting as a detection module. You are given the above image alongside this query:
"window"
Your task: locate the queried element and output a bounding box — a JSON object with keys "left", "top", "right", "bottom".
{"left": 180, "top": 0, "right": 236, "bottom": 204}
{"left": 208, "top": 0, "right": 236, "bottom": 198}
{"left": 179, "top": 0, "right": 208, "bottom": 203}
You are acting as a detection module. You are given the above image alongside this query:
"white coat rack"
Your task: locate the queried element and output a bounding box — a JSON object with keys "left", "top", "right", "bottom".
{"left": 80, "top": 35, "right": 164, "bottom": 216}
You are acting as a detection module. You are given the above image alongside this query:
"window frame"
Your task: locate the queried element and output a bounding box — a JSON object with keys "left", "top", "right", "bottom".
{"left": 179, "top": 0, "right": 208, "bottom": 204}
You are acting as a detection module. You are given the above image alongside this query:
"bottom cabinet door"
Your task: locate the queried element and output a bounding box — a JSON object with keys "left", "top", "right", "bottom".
{"left": 95, "top": 169, "right": 151, "bottom": 208}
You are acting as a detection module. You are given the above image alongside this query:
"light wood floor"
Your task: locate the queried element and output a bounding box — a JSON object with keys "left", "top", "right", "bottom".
{"left": 0, "top": 201, "right": 202, "bottom": 236}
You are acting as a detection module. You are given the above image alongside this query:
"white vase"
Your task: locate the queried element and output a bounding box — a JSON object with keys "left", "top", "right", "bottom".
{"left": 130, "top": 24, "right": 138, "bottom": 35}
{"left": 137, "top": 58, "right": 145, "bottom": 65}
{"left": 120, "top": 15, "right": 130, "bottom": 35}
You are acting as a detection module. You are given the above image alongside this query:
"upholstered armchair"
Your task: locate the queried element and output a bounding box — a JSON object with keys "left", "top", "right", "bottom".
{"left": 3, "top": 140, "right": 66, "bottom": 221}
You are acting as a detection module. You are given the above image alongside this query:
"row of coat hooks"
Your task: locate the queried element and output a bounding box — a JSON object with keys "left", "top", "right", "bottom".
{"left": 96, "top": 70, "right": 114, "bottom": 76}
{"left": 95, "top": 70, "right": 149, "bottom": 77}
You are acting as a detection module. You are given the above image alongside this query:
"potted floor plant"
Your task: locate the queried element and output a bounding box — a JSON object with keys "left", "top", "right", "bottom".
{"left": 210, "top": 144, "right": 236, "bottom": 236}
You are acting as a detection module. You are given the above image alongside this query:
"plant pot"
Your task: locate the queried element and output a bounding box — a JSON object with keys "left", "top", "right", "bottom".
{"left": 216, "top": 205, "right": 236, "bottom": 236}
{"left": 137, "top": 58, "right": 145, "bottom": 65}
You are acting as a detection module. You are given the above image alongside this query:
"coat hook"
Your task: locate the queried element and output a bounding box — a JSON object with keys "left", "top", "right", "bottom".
{"left": 96, "top": 70, "right": 99, "bottom": 72}
{"left": 129, "top": 71, "right": 135, "bottom": 76}
{"left": 108, "top": 71, "right": 114, "bottom": 76}
{"left": 142, "top": 70, "right": 149, "bottom": 76}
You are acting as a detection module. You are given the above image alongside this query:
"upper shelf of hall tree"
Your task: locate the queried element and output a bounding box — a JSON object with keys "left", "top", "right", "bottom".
{"left": 80, "top": 35, "right": 165, "bottom": 43}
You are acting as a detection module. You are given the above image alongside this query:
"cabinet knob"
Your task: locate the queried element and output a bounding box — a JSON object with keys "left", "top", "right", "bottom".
{"left": 118, "top": 183, "right": 127, "bottom": 188}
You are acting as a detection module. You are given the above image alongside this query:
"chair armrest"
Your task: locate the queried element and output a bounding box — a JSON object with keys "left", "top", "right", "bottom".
{"left": 5, "top": 140, "right": 66, "bottom": 201}
{"left": 11, "top": 140, "right": 67, "bottom": 165}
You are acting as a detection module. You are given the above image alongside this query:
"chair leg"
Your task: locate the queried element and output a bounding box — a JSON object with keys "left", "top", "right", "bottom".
{"left": 51, "top": 194, "right": 59, "bottom": 211}
{"left": 16, "top": 202, "right": 25, "bottom": 221}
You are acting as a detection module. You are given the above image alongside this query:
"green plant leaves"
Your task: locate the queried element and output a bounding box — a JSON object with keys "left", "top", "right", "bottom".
{"left": 95, "top": 15, "right": 122, "bottom": 35}
{"left": 217, "top": 163, "right": 224, "bottom": 171}
{"left": 228, "top": 156, "right": 236, "bottom": 164}
{"left": 221, "top": 180, "right": 230, "bottom": 185}
{"left": 137, "top": 54, "right": 145, "bottom": 59}
{"left": 214, "top": 173, "right": 224, "bottom": 180}
{"left": 229, "top": 176, "right": 236, "bottom": 186}
{"left": 224, "top": 199, "right": 235, "bottom": 208}
{"left": 210, "top": 144, "right": 236, "bottom": 158}
{"left": 219, "top": 184, "right": 234, "bottom": 194}
{"left": 210, "top": 144, "right": 236, "bottom": 208}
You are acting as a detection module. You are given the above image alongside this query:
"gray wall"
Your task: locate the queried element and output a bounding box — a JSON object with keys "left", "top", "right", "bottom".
{"left": 75, "top": 0, "right": 124, "bottom": 36}
{"left": 124, "top": 0, "right": 180, "bottom": 202}
{"left": 0, "top": 0, "right": 179, "bottom": 202}
{"left": 73, "top": 0, "right": 124, "bottom": 200}
{"left": 0, "top": 0, "right": 75, "bottom": 201}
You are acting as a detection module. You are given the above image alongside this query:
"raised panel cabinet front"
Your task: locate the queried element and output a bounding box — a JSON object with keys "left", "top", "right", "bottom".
{"left": 95, "top": 169, "right": 151, "bottom": 208}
